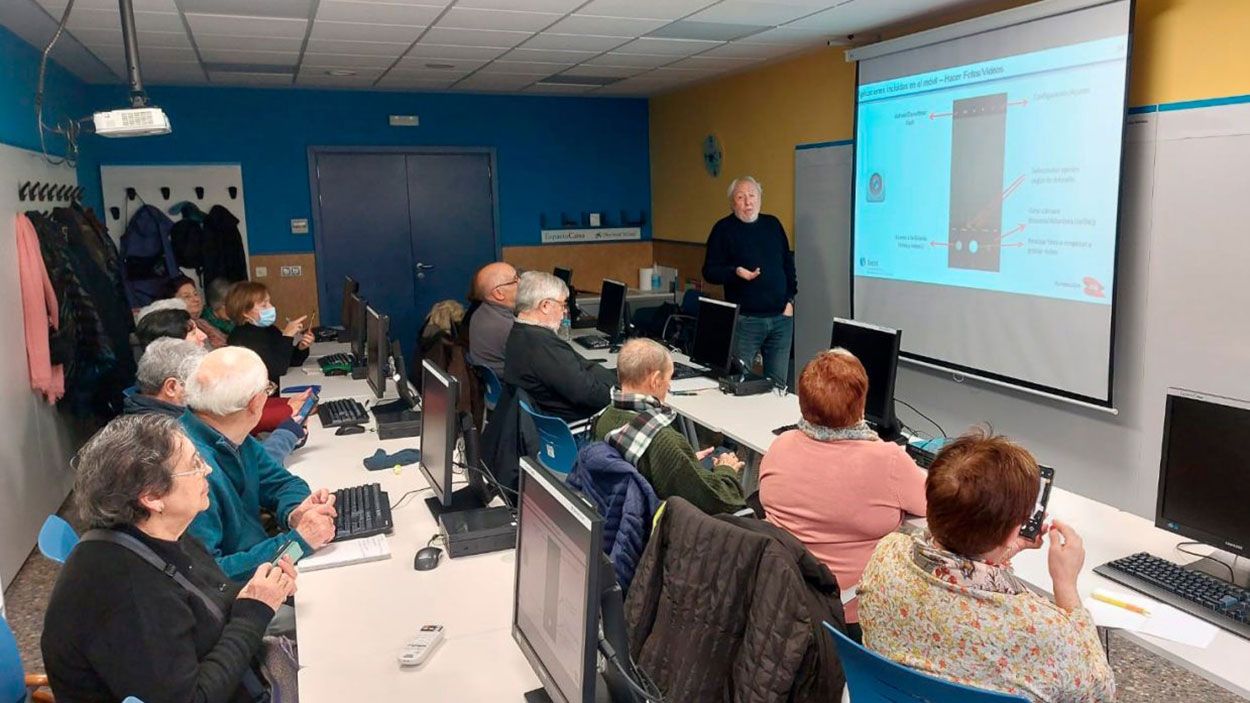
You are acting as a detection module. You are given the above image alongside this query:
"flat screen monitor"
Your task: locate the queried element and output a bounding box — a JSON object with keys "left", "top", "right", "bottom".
{"left": 338, "top": 275, "right": 359, "bottom": 329}
{"left": 513, "top": 457, "right": 603, "bottom": 703}
{"left": 365, "top": 305, "right": 389, "bottom": 398}
{"left": 831, "top": 318, "right": 901, "bottom": 437}
{"left": 1155, "top": 390, "right": 1250, "bottom": 559}
{"left": 689, "top": 297, "right": 738, "bottom": 375}
{"left": 594, "top": 279, "right": 627, "bottom": 341}
{"left": 554, "top": 267, "right": 582, "bottom": 324}
{"left": 553, "top": 267, "right": 573, "bottom": 289}
{"left": 419, "top": 359, "right": 460, "bottom": 508}
{"left": 348, "top": 292, "right": 367, "bottom": 360}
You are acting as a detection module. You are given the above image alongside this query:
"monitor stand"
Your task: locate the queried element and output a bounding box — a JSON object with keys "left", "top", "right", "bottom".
{"left": 350, "top": 364, "right": 368, "bottom": 380}
{"left": 873, "top": 418, "right": 903, "bottom": 444}
{"left": 423, "top": 485, "right": 488, "bottom": 522}
{"left": 374, "top": 399, "right": 421, "bottom": 440}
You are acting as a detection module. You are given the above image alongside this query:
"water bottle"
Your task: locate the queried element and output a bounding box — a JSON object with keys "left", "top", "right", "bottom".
{"left": 650, "top": 264, "right": 661, "bottom": 292}
{"left": 559, "top": 315, "right": 572, "bottom": 340}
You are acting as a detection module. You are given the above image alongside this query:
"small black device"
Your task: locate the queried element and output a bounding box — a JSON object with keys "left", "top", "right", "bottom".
{"left": 335, "top": 424, "right": 366, "bottom": 436}
{"left": 1019, "top": 465, "right": 1055, "bottom": 540}
{"left": 772, "top": 423, "right": 798, "bottom": 435}
{"left": 365, "top": 305, "right": 389, "bottom": 399}
{"left": 831, "top": 318, "right": 903, "bottom": 441}
{"left": 318, "top": 398, "right": 369, "bottom": 428}
{"left": 439, "top": 505, "right": 517, "bottom": 559}
{"left": 905, "top": 442, "right": 938, "bottom": 469}
{"left": 719, "top": 374, "right": 775, "bottom": 396}
{"left": 271, "top": 539, "right": 305, "bottom": 566}
{"left": 374, "top": 340, "right": 422, "bottom": 440}
{"left": 413, "top": 546, "right": 443, "bottom": 571}
{"left": 670, "top": 362, "right": 707, "bottom": 380}
{"left": 336, "top": 275, "right": 359, "bottom": 343}
{"left": 690, "top": 297, "right": 739, "bottom": 378}
{"left": 330, "top": 483, "right": 394, "bottom": 542}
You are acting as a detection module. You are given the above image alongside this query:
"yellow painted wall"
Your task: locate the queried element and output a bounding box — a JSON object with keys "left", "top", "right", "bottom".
{"left": 650, "top": 0, "right": 1250, "bottom": 244}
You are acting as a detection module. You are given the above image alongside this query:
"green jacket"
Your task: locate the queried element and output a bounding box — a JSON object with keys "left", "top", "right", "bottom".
{"left": 182, "top": 410, "right": 311, "bottom": 581}
{"left": 203, "top": 306, "right": 234, "bottom": 334}
{"left": 593, "top": 406, "right": 746, "bottom": 515}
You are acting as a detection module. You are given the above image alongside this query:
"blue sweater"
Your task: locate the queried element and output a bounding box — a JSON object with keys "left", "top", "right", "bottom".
{"left": 181, "top": 410, "right": 312, "bottom": 581}
{"left": 123, "top": 386, "right": 301, "bottom": 465}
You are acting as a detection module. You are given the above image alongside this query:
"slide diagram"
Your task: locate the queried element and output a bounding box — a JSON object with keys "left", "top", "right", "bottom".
{"left": 852, "top": 35, "right": 1127, "bottom": 304}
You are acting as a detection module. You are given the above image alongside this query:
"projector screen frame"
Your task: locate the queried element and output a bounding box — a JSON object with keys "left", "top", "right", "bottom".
{"left": 845, "top": 0, "right": 1136, "bottom": 410}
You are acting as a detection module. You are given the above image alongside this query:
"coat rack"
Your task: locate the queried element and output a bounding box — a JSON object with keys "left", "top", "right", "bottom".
{"left": 17, "top": 180, "right": 83, "bottom": 205}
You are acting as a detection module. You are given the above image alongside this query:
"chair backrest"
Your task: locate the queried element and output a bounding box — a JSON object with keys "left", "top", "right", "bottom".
{"left": 680, "top": 288, "right": 702, "bottom": 317}
{"left": 821, "top": 623, "right": 1029, "bottom": 703}
{"left": 518, "top": 400, "right": 578, "bottom": 476}
{"left": 1, "top": 617, "right": 26, "bottom": 703}
{"left": 38, "top": 514, "right": 79, "bottom": 564}
{"left": 476, "top": 365, "right": 503, "bottom": 410}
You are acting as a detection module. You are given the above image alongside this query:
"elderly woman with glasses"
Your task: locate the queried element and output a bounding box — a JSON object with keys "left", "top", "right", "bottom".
{"left": 165, "top": 275, "right": 228, "bottom": 349}
{"left": 42, "top": 413, "right": 298, "bottom": 703}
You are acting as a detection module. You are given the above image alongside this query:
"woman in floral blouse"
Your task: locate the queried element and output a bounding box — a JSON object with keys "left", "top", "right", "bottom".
{"left": 858, "top": 431, "right": 1115, "bottom": 702}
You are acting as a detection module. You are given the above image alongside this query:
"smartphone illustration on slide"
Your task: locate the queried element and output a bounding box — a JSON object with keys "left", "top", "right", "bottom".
{"left": 543, "top": 537, "right": 561, "bottom": 638}
{"left": 948, "top": 93, "right": 1008, "bottom": 272}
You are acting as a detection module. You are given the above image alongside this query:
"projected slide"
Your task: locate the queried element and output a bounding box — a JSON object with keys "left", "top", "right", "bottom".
{"left": 854, "top": 36, "right": 1127, "bottom": 304}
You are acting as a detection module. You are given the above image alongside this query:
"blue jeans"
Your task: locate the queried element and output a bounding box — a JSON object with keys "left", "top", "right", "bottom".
{"left": 734, "top": 314, "right": 793, "bottom": 386}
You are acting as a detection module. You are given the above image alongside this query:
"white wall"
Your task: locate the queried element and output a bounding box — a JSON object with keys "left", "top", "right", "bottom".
{"left": 794, "top": 101, "right": 1250, "bottom": 519}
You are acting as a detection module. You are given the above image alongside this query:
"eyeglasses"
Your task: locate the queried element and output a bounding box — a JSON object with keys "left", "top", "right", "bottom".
{"left": 543, "top": 297, "right": 569, "bottom": 310}
{"left": 492, "top": 275, "right": 520, "bottom": 293}
{"left": 265, "top": 381, "right": 278, "bottom": 396}
{"left": 171, "top": 452, "right": 211, "bottom": 479}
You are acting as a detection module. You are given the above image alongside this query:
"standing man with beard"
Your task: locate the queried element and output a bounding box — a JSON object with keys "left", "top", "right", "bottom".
{"left": 702, "top": 176, "right": 798, "bottom": 385}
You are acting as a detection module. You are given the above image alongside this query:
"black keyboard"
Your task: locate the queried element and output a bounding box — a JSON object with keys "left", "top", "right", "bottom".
{"left": 574, "top": 335, "right": 610, "bottom": 350}
{"left": 318, "top": 398, "right": 369, "bottom": 427}
{"left": 332, "top": 483, "right": 394, "bottom": 542}
{"left": 1095, "top": 552, "right": 1250, "bottom": 640}
{"left": 671, "top": 362, "right": 707, "bottom": 380}
{"left": 906, "top": 442, "right": 939, "bottom": 469}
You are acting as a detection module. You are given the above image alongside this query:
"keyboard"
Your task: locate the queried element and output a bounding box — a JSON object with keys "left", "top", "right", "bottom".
{"left": 319, "top": 352, "right": 357, "bottom": 375}
{"left": 1095, "top": 552, "right": 1250, "bottom": 639}
{"left": 671, "top": 362, "right": 708, "bottom": 380}
{"left": 906, "top": 442, "right": 939, "bottom": 469}
{"left": 331, "top": 483, "right": 394, "bottom": 542}
{"left": 574, "top": 335, "right": 610, "bottom": 350}
{"left": 317, "top": 398, "right": 369, "bottom": 427}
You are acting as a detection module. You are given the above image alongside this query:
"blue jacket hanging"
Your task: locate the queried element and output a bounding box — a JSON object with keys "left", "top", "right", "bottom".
{"left": 120, "top": 204, "right": 179, "bottom": 308}
{"left": 567, "top": 441, "right": 661, "bottom": 592}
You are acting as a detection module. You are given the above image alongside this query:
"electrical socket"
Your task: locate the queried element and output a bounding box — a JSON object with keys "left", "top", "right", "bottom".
{"left": 255, "top": 266, "right": 268, "bottom": 278}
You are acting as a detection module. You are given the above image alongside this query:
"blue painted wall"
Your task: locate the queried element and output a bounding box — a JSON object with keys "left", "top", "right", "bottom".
{"left": 84, "top": 84, "right": 651, "bottom": 253}
{"left": 0, "top": 26, "right": 101, "bottom": 213}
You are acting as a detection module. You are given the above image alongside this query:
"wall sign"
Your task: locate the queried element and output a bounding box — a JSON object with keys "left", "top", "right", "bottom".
{"left": 540, "top": 227, "right": 642, "bottom": 244}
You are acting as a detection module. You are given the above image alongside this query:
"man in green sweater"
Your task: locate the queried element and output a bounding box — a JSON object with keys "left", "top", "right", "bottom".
{"left": 593, "top": 338, "right": 747, "bottom": 515}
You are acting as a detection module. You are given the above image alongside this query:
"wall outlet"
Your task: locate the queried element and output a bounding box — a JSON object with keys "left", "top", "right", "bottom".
{"left": 389, "top": 114, "right": 419, "bottom": 127}
{"left": 255, "top": 266, "right": 268, "bottom": 278}
{"left": 290, "top": 218, "right": 309, "bottom": 234}
{"left": 280, "top": 265, "right": 303, "bottom": 277}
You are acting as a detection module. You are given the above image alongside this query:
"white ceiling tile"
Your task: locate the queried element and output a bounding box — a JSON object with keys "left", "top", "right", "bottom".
{"left": 378, "top": 70, "right": 462, "bottom": 86}
{"left": 302, "top": 52, "right": 401, "bottom": 68}
{"left": 737, "top": 25, "right": 832, "bottom": 44}
{"left": 198, "top": 48, "right": 302, "bottom": 65}
{"left": 688, "top": 1, "right": 816, "bottom": 25}
{"left": 520, "top": 33, "right": 628, "bottom": 52}
{"left": 185, "top": 13, "right": 309, "bottom": 39}
{"left": 91, "top": 45, "right": 199, "bottom": 63}
{"left": 701, "top": 40, "right": 807, "bottom": 59}
{"left": 40, "top": 0, "right": 176, "bottom": 10}
{"left": 560, "top": 64, "right": 645, "bottom": 78}
{"left": 545, "top": 15, "right": 669, "bottom": 37}
{"left": 342, "top": 0, "right": 449, "bottom": 5}
{"left": 455, "top": 73, "right": 539, "bottom": 90}
{"left": 583, "top": 52, "right": 674, "bottom": 68}
{"left": 452, "top": 0, "right": 583, "bottom": 11}
{"left": 419, "top": 27, "right": 533, "bottom": 48}
{"left": 502, "top": 47, "right": 599, "bottom": 64}
{"left": 70, "top": 28, "right": 190, "bottom": 48}
{"left": 196, "top": 34, "right": 306, "bottom": 51}
{"left": 653, "top": 66, "right": 720, "bottom": 78}
{"left": 303, "top": 38, "right": 410, "bottom": 55}
{"left": 526, "top": 83, "right": 595, "bottom": 94}
{"left": 395, "top": 56, "right": 490, "bottom": 72}
{"left": 577, "top": 0, "right": 718, "bottom": 20}
{"left": 309, "top": 21, "right": 425, "bottom": 43}
{"left": 404, "top": 43, "right": 509, "bottom": 60}
{"left": 65, "top": 8, "right": 186, "bottom": 32}
{"left": 297, "top": 67, "right": 384, "bottom": 81}
{"left": 207, "top": 71, "right": 295, "bottom": 86}
{"left": 785, "top": 0, "right": 964, "bottom": 34}
{"left": 438, "top": 8, "right": 561, "bottom": 32}
{"left": 667, "top": 54, "right": 755, "bottom": 70}
{"left": 475, "top": 61, "right": 562, "bottom": 76}
{"left": 614, "top": 37, "right": 721, "bottom": 57}
{"left": 315, "top": 1, "right": 443, "bottom": 25}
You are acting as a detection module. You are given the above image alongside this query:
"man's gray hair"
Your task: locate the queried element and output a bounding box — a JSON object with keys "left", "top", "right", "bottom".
{"left": 727, "top": 176, "right": 763, "bottom": 199}
{"left": 74, "top": 414, "right": 184, "bottom": 528}
{"left": 617, "top": 338, "right": 673, "bottom": 386}
{"left": 136, "top": 338, "right": 207, "bottom": 395}
{"left": 515, "top": 270, "right": 568, "bottom": 315}
{"left": 205, "top": 277, "right": 233, "bottom": 307}
{"left": 185, "top": 346, "right": 269, "bottom": 416}
{"left": 136, "top": 297, "right": 188, "bottom": 323}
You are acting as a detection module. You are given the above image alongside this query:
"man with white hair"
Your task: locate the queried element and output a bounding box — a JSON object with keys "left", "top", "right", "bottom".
{"left": 182, "top": 346, "right": 337, "bottom": 580}
{"left": 593, "top": 338, "right": 747, "bottom": 514}
{"left": 702, "top": 175, "right": 797, "bottom": 385}
{"left": 503, "top": 271, "right": 615, "bottom": 423}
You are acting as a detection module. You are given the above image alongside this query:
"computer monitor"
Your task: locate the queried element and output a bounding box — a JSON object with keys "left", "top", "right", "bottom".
{"left": 348, "top": 291, "right": 368, "bottom": 361}
{"left": 1155, "top": 390, "right": 1250, "bottom": 559}
{"left": 689, "top": 297, "right": 739, "bottom": 376}
{"left": 365, "top": 305, "right": 389, "bottom": 398}
{"left": 513, "top": 457, "right": 604, "bottom": 703}
{"left": 553, "top": 266, "right": 573, "bottom": 289}
{"left": 831, "top": 318, "right": 902, "bottom": 439}
{"left": 419, "top": 360, "right": 489, "bottom": 518}
{"left": 337, "top": 275, "right": 359, "bottom": 334}
{"left": 388, "top": 340, "right": 419, "bottom": 410}
{"left": 595, "top": 279, "right": 628, "bottom": 342}
{"left": 554, "top": 267, "right": 583, "bottom": 324}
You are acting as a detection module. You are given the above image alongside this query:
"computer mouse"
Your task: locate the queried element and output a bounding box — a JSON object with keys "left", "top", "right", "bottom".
{"left": 414, "top": 546, "right": 443, "bottom": 571}
{"left": 335, "top": 424, "right": 366, "bottom": 436}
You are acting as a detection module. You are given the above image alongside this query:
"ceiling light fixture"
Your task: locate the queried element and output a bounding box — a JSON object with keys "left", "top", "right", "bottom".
{"left": 426, "top": 63, "right": 457, "bottom": 70}
{"left": 325, "top": 69, "right": 357, "bottom": 77}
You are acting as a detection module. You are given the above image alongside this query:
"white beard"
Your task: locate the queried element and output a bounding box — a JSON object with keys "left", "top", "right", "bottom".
{"left": 735, "top": 211, "right": 759, "bottom": 224}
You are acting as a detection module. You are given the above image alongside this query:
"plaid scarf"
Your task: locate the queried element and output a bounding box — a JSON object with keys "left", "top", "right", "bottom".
{"left": 604, "top": 389, "right": 678, "bottom": 464}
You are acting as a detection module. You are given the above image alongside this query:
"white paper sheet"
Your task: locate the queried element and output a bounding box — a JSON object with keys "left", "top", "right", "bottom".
{"left": 1085, "top": 588, "right": 1218, "bottom": 648}
{"left": 298, "top": 534, "right": 392, "bottom": 572}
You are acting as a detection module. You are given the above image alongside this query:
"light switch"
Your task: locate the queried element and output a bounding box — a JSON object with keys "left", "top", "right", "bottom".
{"left": 255, "top": 266, "right": 268, "bottom": 278}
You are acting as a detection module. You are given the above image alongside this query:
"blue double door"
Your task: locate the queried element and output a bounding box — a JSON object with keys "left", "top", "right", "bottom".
{"left": 313, "top": 150, "right": 497, "bottom": 362}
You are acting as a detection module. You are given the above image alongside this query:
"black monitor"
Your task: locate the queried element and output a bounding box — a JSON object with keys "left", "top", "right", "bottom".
{"left": 365, "top": 305, "right": 389, "bottom": 398}
{"left": 1155, "top": 390, "right": 1250, "bottom": 559}
{"left": 554, "top": 267, "right": 583, "bottom": 324}
{"left": 595, "top": 279, "right": 628, "bottom": 342}
{"left": 337, "top": 276, "right": 359, "bottom": 335}
{"left": 831, "top": 318, "right": 902, "bottom": 439}
{"left": 689, "top": 297, "right": 739, "bottom": 376}
{"left": 553, "top": 266, "right": 573, "bottom": 289}
{"left": 419, "top": 360, "right": 489, "bottom": 518}
{"left": 513, "top": 457, "right": 604, "bottom": 703}
{"left": 348, "top": 291, "right": 368, "bottom": 361}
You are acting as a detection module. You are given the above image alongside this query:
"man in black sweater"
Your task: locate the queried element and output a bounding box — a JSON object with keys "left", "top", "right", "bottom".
{"left": 702, "top": 176, "right": 797, "bottom": 385}
{"left": 503, "top": 271, "right": 615, "bottom": 424}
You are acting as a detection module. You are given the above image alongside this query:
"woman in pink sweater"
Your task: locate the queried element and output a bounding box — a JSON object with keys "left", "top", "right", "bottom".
{"left": 759, "top": 348, "right": 926, "bottom": 636}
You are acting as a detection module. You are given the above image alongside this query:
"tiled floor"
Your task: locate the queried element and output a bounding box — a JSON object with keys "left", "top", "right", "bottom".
{"left": 3, "top": 508, "right": 1246, "bottom": 702}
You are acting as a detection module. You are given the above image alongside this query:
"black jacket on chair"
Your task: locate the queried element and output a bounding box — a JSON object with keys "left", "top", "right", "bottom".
{"left": 502, "top": 321, "right": 614, "bottom": 423}
{"left": 481, "top": 383, "right": 540, "bottom": 494}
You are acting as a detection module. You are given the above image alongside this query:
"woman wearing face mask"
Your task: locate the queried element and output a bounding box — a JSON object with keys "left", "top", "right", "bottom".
{"left": 225, "top": 281, "right": 314, "bottom": 392}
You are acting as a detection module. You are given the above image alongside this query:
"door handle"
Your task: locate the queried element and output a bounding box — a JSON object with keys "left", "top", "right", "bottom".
{"left": 415, "top": 262, "right": 435, "bottom": 271}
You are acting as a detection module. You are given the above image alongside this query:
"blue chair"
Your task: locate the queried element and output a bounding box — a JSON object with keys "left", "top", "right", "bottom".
{"left": 519, "top": 400, "right": 579, "bottom": 477}
{"left": 38, "top": 514, "right": 79, "bottom": 564}
{"left": 822, "top": 622, "right": 1029, "bottom": 703}
{"left": 1, "top": 616, "right": 51, "bottom": 703}
{"left": 476, "top": 365, "right": 503, "bottom": 412}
